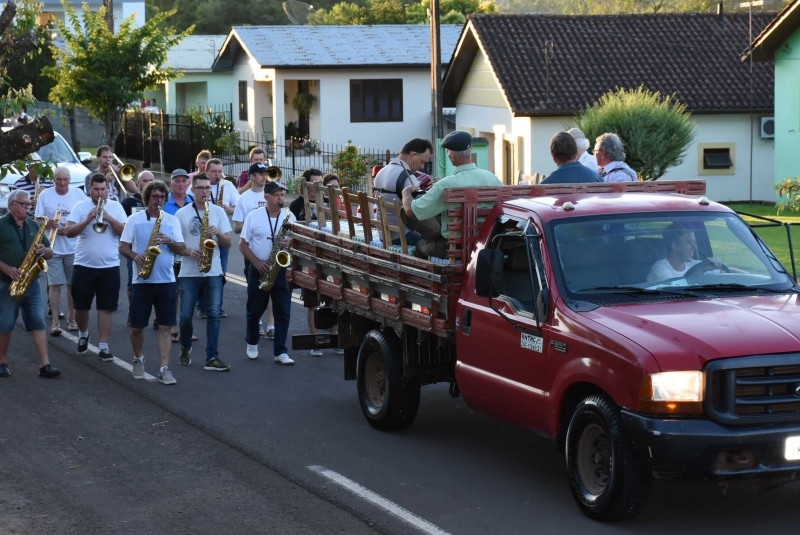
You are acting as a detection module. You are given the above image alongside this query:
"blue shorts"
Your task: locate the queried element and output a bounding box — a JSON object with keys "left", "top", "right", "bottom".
{"left": 129, "top": 282, "right": 177, "bottom": 329}
{"left": 0, "top": 277, "right": 46, "bottom": 333}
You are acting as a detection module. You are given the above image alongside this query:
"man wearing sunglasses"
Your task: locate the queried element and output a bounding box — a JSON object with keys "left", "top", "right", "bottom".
{"left": 0, "top": 190, "right": 60, "bottom": 378}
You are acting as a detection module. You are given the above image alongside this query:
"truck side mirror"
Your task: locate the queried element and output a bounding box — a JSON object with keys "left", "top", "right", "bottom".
{"left": 475, "top": 249, "right": 503, "bottom": 297}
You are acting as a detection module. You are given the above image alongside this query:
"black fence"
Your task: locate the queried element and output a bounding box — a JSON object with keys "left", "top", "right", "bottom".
{"left": 116, "top": 104, "right": 235, "bottom": 172}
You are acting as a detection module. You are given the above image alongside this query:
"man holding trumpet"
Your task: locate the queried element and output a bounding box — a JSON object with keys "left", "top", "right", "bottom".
{"left": 66, "top": 173, "right": 127, "bottom": 360}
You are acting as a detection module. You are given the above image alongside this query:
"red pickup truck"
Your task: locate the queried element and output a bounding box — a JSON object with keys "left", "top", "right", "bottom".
{"left": 289, "top": 180, "right": 800, "bottom": 520}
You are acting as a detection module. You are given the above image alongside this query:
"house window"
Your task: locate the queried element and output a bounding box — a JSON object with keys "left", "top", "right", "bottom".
{"left": 350, "top": 79, "right": 403, "bottom": 123}
{"left": 697, "top": 143, "right": 735, "bottom": 176}
{"left": 238, "top": 81, "right": 248, "bottom": 121}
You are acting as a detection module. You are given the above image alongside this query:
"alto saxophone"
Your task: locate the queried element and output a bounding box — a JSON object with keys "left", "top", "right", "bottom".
{"left": 138, "top": 205, "right": 163, "bottom": 279}
{"left": 259, "top": 208, "right": 292, "bottom": 292}
{"left": 10, "top": 217, "right": 49, "bottom": 300}
{"left": 198, "top": 199, "right": 216, "bottom": 273}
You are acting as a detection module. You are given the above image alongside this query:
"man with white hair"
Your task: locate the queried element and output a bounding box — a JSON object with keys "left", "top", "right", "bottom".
{"left": 567, "top": 128, "right": 597, "bottom": 170}
{"left": 594, "top": 133, "right": 638, "bottom": 182}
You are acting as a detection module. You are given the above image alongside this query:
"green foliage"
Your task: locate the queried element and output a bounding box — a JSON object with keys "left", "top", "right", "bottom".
{"left": 182, "top": 108, "right": 236, "bottom": 154}
{"left": 5, "top": 26, "right": 57, "bottom": 101}
{"left": 45, "top": 2, "right": 192, "bottom": 147}
{"left": 576, "top": 86, "right": 694, "bottom": 181}
{"left": 774, "top": 178, "right": 800, "bottom": 215}
{"left": 309, "top": 0, "right": 496, "bottom": 24}
{"left": 331, "top": 141, "right": 370, "bottom": 191}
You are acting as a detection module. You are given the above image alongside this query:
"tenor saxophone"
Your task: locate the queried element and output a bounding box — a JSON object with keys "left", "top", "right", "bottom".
{"left": 138, "top": 206, "right": 163, "bottom": 279}
{"left": 258, "top": 208, "right": 292, "bottom": 292}
{"left": 198, "top": 199, "right": 216, "bottom": 273}
{"left": 10, "top": 217, "right": 49, "bottom": 300}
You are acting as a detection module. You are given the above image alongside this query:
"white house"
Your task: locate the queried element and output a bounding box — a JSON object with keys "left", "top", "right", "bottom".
{"left": 442, "top": 13, "right": 777, "bottom": 202}
{"left": 210, "top": 24, "right": 461, "bottom": 152}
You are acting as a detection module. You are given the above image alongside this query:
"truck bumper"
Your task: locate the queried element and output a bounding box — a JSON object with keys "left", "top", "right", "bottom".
{"left": 620, "top": 410, "right": 800, "bottom": 480}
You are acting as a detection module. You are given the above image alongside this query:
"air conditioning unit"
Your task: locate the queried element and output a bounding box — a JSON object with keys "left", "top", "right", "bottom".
{"left": 760, "top": 116, "right": 775, "bottom": 139}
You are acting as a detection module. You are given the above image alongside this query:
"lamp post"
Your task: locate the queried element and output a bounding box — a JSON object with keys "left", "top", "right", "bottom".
{"left": 739, "top": 0, "right": 763, "bottom": 203}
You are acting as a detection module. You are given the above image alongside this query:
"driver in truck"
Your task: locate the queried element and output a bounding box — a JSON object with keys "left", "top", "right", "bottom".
{"left": 647, "top": 223, "right": 724, "bottom": 281}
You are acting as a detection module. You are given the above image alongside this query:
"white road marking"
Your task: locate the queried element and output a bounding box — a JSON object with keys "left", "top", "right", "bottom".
{"left": 308, "top": 465, "right": 451, "bottom": 535}
{"left": 60, "top": 331, "right": 157, "bottom": 381}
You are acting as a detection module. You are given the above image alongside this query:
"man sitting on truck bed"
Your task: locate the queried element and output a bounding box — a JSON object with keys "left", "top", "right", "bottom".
{"left": 402, "top": 131, "right": 502, "bottom": 259}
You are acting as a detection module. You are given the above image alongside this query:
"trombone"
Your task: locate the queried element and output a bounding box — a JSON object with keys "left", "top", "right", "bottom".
{"left": 108, "top": 154, "right": 136, "bottom": 197}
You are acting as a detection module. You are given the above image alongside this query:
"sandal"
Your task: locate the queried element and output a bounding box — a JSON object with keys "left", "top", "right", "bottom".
{"left": 50, "top": 324, "right": 62, "bottom": 336}
{"left": 67, "top": 321, "right": 79, "bottom": 331}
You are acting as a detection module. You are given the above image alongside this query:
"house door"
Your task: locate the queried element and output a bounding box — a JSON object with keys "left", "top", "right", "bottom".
{"left": 298, "top": 80, "right": 310, "bottom": 137}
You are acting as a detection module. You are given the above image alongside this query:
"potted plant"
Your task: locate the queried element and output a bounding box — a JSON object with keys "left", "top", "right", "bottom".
{"left": 292, "top": 92, "right": 316, "bottom": 116}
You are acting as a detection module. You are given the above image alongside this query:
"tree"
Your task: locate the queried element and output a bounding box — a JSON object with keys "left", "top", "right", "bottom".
{"left": 309, "top": 0, "right": 496, "bottom": 24}
{"left": 0, "top": 0, "right": 56, "bottom": 167}
{"left": 575, "top": 86, "right": 694, "bottom": 181}
{"left": 45, "top": 3, "right": 192, "bottom": 148}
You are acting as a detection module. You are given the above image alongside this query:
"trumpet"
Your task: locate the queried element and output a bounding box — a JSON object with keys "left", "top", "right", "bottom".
{"left": 92, "top": 198, "right": 107, "bottom": 233}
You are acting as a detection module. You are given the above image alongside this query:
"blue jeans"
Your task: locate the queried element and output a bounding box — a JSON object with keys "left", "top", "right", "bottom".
{"left": 179, "top": 275, "right": 223, "bottom": 361}
{"left": 0, "top": 277, "right": 45, "bottom": 333}
{"left": 245, "top": 265, "right": 290, "bottom": 356}
{"left": 197, "top": 246, "right": 229, "bottom": 314}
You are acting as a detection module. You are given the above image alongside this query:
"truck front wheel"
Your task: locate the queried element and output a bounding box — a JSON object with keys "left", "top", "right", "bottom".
{"left": 565, "top": 395, "right": 651, "bottom": 521}
{"left": 357, "top": 330, "right": 420, "bottom": 431}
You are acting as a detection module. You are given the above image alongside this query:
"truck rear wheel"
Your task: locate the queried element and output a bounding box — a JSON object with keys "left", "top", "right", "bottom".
{"left": 357, "top": 330, "right": 420, "bottom": 431}
{"left": 565, "top": 395, "right": 651, "bottom": 521}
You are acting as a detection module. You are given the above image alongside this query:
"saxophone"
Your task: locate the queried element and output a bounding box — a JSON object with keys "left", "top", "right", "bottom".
{"left": 259, "top": 208, "right": 292, "bottom": 291}
{"left": 138, "top": 206, "right": 163, "bottom": 279}
{"left": 198, "top": 199, "right": 216, "bottom": 273}
{"left": 10, "top": 217, "right": 49, "bottom": 300}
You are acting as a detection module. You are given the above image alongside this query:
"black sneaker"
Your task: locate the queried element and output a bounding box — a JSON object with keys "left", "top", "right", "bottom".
{"left": 77, "top": 336, "right": 89, "bottom": 354}
{"left": 204, "top": 358, "right": 231, "bottom": 371}
{"left": 39, "top": 364, "right": 61, "bottom": 378}
{"left": 99, "top": 349, "right": 114, "bottom": 362}
{"left": 179, "top": 346, "right": 192, "bottom": 366}
{"left": 219, "top": 310, "right": 228, "bottom": 318}
{"left": 0, "top": 363, "right": 10, "bottom": 377}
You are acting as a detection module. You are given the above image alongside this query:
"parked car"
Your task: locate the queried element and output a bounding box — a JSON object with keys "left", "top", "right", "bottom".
{"left": 0, "top": 131, "right": 90, "bottom": 215}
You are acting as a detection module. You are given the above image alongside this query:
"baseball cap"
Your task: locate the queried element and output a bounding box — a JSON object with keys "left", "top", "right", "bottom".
{"left": 170, "top": 168, "right": 189, "bottom": 179}
{"left": 264, "top": 182, "right": 287, "bottom": 195}
{"left": 249, "top": 162, "right": 268, "bottom": 175}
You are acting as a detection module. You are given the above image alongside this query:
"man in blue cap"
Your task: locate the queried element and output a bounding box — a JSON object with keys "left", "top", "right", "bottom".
{"left": 401, "top": 131, "right": 501, "bottom": 259}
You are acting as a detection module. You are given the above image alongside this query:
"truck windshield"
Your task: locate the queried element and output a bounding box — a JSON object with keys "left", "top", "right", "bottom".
{"left": 552, "top": 211, "right": 796, "bottom": 298}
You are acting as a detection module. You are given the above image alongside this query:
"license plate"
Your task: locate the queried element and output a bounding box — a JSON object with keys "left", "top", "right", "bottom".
{"left": 785, "top": 436, "right": 800, "bottom": 461}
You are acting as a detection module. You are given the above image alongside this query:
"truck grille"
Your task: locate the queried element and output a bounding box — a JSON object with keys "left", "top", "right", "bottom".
{"left": 706, "top": 355, "right": 800, "bottom": 425}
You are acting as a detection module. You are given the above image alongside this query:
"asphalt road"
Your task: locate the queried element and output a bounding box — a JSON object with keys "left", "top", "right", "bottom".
{"left": 4, "top": 249, "right": 800, "bottom": 534}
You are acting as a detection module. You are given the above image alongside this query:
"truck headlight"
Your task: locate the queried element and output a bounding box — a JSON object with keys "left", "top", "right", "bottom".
{"left": 639, "top": 371, "right": 704, "bottom": 415}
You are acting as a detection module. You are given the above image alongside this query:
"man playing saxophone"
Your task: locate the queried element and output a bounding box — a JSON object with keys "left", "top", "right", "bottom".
{"left": 175, "top": 174, "right": 232, "bottom": 372}
{"left": 0, "top": 190, "right": 60, "bottom": 378}
{"left": 119, "top": 181, "right": 185, "bottom": 385}
{"left": 239, "top": 181, "right": 296, "bottom": 365}
{"left": 66, "top": 174, "right": 127, "bottom": 362}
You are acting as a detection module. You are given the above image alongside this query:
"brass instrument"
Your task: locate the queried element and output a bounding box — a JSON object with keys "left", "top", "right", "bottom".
{"left": 47, "top": 210, "right": 62, "bottom": 246}
{"left": 138, "top": 205, "right": 163, "bottom": 279}
{"left": 108, "top": 155, "right": 136, "bottom": 197}
{"left": 10, "top": 217, "right": 49, "bottom": 300}
{"left": 198, "top": 199, "right": 216, "bottom": 273}
{"left": 92, "top": 198, "right": 107, "bottom": 233}
{"left": 216, "top": 179, "right": 225, "bottom": 206}
{"left": 259, "top": 208, "right": 292, "bottom": 292}
{"left": 266, "top": 166, "right": 282, "bottom": 180}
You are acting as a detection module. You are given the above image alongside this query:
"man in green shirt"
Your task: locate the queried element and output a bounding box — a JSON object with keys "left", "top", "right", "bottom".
{"left": 402, "top": 131, "right": 502, "bottom": 259}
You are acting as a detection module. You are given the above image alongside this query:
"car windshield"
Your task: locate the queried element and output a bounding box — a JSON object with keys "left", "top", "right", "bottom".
{"left": 551, "top": 211, "right": 796, "bottom": 298}
{"left": 36, "top": 135, "right": 80, "bottom": 165}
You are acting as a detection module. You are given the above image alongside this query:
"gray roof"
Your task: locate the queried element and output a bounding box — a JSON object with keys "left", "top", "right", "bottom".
{"left": 166, "top": 35, "right": 227, "bottom": 71}
{"left": 214, "top": 25, "right": 462, "bottom": 70}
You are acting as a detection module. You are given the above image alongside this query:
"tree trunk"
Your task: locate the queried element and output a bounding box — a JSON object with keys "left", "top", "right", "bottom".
{"left": 0, "top": 116, "right": 55, "bottom": 164}
{"left": 68, "top": 107, "right": 80, "bottom": 153}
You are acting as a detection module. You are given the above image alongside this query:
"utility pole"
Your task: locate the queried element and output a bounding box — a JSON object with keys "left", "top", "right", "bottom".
{"left": 430, "top": 0, "right": 442, "bottom": 176}
{"left": 103, "top": 0, "right": 114, "bottom": 32}
{"left": 739, "top": 0, "right": 763, "bottom": 203}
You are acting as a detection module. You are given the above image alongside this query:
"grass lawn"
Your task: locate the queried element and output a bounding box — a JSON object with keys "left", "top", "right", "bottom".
{"left": 725, "top": 202, "right": 800, "bottom": 274}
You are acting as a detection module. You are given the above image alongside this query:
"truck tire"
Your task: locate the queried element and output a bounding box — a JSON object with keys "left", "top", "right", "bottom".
{"left": 357, "top": 330, "right": 420, "bottom": 431}
{"left": 565, "top": 395, "right": 651, "bottom": 521}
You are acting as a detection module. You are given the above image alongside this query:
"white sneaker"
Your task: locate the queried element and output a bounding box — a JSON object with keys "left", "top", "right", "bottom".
{"left": 131, "top": 357, "right": 145, "bottom": 379}
{"left": 310, "top": 349, "right": 324, "bottom": 357}
{"left": 246, "top": 344, "right": 259, "bottom": 360}
{"left": 274, "top": 353, "right": 295, "bottom": 365}
{"left": 158, "top": 367, "right": 177, "bottom": 385}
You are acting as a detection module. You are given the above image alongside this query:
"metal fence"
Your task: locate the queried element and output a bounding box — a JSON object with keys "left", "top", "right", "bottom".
{"left": 118, "top": 111, "right": 395, "bottom": 193}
